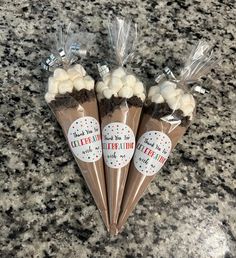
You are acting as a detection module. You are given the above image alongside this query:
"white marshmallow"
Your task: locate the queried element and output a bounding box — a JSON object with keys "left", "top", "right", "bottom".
{"left": 58, "top": 80, "right": 73, "bottom": 94}
{"left": 45, "top": 92, "right": 55, "bottom": 103}
{"left": 96, "top": 81, "right": 108, "bottom": 93}
{"left": 74, "top": 78, "right": 86, "bottom": 91}
{"left": 112, "top": 67, "right": 126, "bottom": 78}
{"left": 103, "top": 75, "right": 111, "bottom": 86}
{"left": 118, "top": 86, "right": 133, "bottom": 98}
{"left": 137, "top": 93, "right": 146, "bottom": 101}
{"left": 97, "top": 93, "right": 104, "bottom": 101}
{"left": 53, "top": 68, "right": 69, "bottom": 81}
{"left": 190, "top": 95, "right": 196, "bottom": 107}
{"left": 180, "top": 93, "right": 195, "bottom": 107}
{"left": 148, "top": 86, "right": 160, "bottom": 98}
{"left": 175, "top": 88, "right": 184, "bottom": 96}
{"left": 109, "top": 76, "right": 123, "bottom": 92}
{"left": 151, "top": 94, "right": 164, "bottom": 104}
{"left": 167, "top": 96, "right": 181, "bottom": 110}
{"left": 103, "top": 89, "right": 115, "bottom": 99}
{"left": 74, "top": 64, "right": 86, "bottom": 77}
{"left": 181, "top": 104, "right": 195, "bottom": 116}
{"left": 48, "top": 77, "right": 59, "bottom": 94}
{"left": 122, "top": 74, "right": 136, "bottom": 88}
{"left": 103, "top": 73, "right": 110, "bottom": 80}
{"left": 159, "top": 80, "right": 177, "bottom": 90}
{"left": 67, "top": 67, "right": 81, "bottom": 81}
{"left": 133, "top": 81, "right": 144, "bottom": 95}
{"left": 84, "top": 76, "right": 94, "bottom": 90}
{"left": 160, "top": 83, "right": 176, "bottom": 100}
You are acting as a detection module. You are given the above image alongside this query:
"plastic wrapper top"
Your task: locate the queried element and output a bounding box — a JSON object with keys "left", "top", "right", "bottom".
{"left": 147, "top": 40, "right": 219, "bottom": 133}
{"left": 107, "top": 16, "right": 137, "bottom": 66}
{"left": 180, "top": 40, "right": 218, "bottom": 84}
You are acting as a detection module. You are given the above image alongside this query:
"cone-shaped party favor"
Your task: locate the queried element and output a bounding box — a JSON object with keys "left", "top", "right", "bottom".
{"left": 118, "top": 41, "right": 218, "bottom": 232}
{"left": 43, "top": 26, "right": 109, "bottom": 230}
{"left": 96, "top": 17, "right": 146, "bottom": 234}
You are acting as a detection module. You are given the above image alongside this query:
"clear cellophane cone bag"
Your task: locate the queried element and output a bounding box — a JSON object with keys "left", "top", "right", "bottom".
{"left": 95, "top": 17, "right": 146, "bottom": 234}
{"left": 42, "top": 24, "right": 109, "bottom": 230}
{"left": 118, "top": 41, "right": 218, "bottom": 232}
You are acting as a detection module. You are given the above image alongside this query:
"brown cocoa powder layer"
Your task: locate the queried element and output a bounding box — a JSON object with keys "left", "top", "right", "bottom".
{"left": 49, "top": 98, "right": 109, "bottom": 230}
{"left": 49, "top": 89, "right": 96, "bottom": 110}
{"left": 99, "top": 95, "right": 143, "bottom": 117}
{"left": 136, "top": 113, "right": 188, "bottom": 150}
{"left": 118, "top": 113, "right": 189, "bottom": 231}
{"left": 144, "top": 100, "right": 191, "bottom": 127}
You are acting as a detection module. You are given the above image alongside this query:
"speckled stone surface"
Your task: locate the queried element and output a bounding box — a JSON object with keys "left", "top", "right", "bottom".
{"left": 0, "top": 0, "right": 235, "bottom": 257}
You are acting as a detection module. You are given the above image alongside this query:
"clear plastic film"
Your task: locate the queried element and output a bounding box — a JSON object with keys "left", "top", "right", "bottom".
{"left": 107, "top": 16, "right": 137, "bottom": 66}
{"left": 117, "top": 40, "right": 218, "bottom": 233}
{"left": 96, "top": 16, "right": 145, "bottom": 235}
{"left": 42, "top": 24, "right": 109, "bottom": 231}
{"left": 179, "top": 40, "right": 218, "bottom": 84}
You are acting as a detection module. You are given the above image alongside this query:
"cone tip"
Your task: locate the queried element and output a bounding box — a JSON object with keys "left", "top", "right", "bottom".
{"left": 109, "top": 224, "right": 119, "bottom": 236}
{"left": 100, "top": 210, "right": 110, "bottom": 232}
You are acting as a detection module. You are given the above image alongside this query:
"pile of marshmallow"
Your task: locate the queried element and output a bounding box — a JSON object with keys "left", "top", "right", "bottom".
{"left": 96, "top": 67, "right": 146, "bottom": 101}
{"left": 45, "top": 64, "right": 95, "bottom": 103}
{"left": 148, "top": 81, "right": 196, "bottom": 118}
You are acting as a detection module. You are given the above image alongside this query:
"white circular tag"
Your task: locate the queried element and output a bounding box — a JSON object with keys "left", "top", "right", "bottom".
{"left": 134, "top": 131, "right": 172, "bottom": 176}
{"left": 67, "top": 116, "right": 102, "bottom": 162}
{"left": 102, "top": 122, "right": 135, "bottom": 168}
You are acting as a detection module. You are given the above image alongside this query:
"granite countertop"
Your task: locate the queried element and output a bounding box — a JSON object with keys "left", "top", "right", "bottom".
{"left": 0, "top": 0, "right": 235, "bottom": 257}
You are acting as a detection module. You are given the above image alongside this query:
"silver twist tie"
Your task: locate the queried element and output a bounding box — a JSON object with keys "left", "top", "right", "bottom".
{"left": 155, "top": 67, "right": 177, "bottom": 84}
{"left": 194, "top": 85, "right": 209, "bottom": 94}
{"left": 97, "top": 63, "right": 110, "bottom": 78}
{"left": 41, "top": 54, "right": 58, "bottom": 71}
{"left": 193, "top": 77, "right": 212, "bottom": 94}
{"left": 77, "top": 48, "right": 87, "bottom": 57}
{"left": 58, "top": 47, "right": 66, "bottom": 60}
{"left": 70, "top": 43, "right": 87, "bottom": 57}
{"left": 70, "top": 43, "right": 80, "bottom": 53}
{"left": 163, "top": 67, "right": 177, "bottom": 80}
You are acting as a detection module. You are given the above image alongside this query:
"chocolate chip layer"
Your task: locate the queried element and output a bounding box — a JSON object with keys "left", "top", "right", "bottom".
{"left": 144, "top": 101, "right": 191, "bottom": 127}
{"left": 99, "top": 95, "right": 143, "bottom": 117}
{"left": 72, "top": 89, "right": 96, "bottom": 103}
{"left": 49, "top": 89, "right": 96, "bottom": 110}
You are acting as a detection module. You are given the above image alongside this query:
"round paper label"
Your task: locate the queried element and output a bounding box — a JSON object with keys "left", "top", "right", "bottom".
{"left": 134, "top": 131, "right": 172, "bottom": 176}
{"left": 67, "top": 116, "right": 102, "bottom": 162}
{"left": 102, "top": 122, "right": 135, "bottom": 169}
